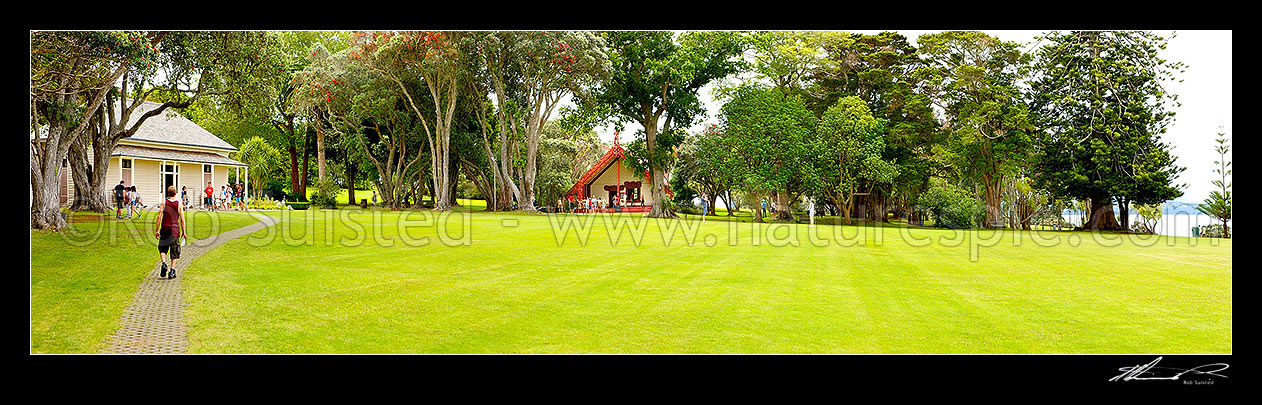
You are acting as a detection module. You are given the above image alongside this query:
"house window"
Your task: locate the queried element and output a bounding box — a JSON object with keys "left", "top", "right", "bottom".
{"left": 121, "top": 159, "right": 132, "bottom": 169}
{"left": 204, "top": 164, "right": 212, "bottom": 173}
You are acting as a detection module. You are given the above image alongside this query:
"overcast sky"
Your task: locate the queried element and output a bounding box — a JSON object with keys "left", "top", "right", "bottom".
{"left": 573, "top": 30, "right": 1232, "bottom": 204}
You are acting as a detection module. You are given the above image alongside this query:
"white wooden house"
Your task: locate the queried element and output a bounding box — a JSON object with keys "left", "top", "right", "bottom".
{"left": 58, "top": 100, "right": 248, "bottom": 207}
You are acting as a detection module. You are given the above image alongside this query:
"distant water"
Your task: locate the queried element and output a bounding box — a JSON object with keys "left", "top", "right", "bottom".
{"left": 1062, "top": 213, "right": 1232, "bottom": 238}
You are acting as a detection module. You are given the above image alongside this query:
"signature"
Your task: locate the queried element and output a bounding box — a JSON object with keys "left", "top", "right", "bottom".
{"left": 1110, "top": 357, "right": 1229, "bottom": 382}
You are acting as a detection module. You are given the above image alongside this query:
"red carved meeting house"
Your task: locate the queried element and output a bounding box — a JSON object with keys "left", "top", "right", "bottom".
{"left": 563, "top": 140, "right": 671, "bottom": 213}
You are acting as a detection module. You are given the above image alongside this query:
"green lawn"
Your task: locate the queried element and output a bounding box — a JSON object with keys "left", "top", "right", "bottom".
{"left": 30, "top": 210, "right": 261, "bottom": 353}
{"left": 168, "top": 206, "right": 1231, "bottom": 353}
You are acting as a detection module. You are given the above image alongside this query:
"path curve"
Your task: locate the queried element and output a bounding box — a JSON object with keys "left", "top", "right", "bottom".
{"left": 102, "top": 213, "right": 279, "bottom": 354}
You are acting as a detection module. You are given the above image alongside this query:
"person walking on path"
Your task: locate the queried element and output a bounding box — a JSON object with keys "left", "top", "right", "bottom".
{"left": 132, "top": 186, "right": 148, "bottom": 210}
{"left": 153, "top": 186, "right": 186, "bottom": 279}
{"left": 125, "top": 186, "right": 138, "bottom": 219}
{"left": 219, "top": 185, "right": 230, "bottom": 211}
{"left": 180, "top": 186, "right": 189, "bottom": 210}
{"left": 371, "top": 190, "right": 378, "bottom": 207}
{"left": 114, "top": 180, "right": 127, "bottom": 219}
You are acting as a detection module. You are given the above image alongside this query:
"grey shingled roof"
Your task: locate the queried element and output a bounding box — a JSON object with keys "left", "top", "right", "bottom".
{"left": 112, "top": 144, "right": 247, "bottom": 167}
{"left": 121, "top": 100, "right": 238, "bottom": 151}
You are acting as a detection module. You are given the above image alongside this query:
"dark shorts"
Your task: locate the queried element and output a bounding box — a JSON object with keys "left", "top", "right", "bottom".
{"left": 158, "top": 229, "right": 181, "bottom": 259}
{"left": 115, "top": 196, "right": 125, "bottom": 208}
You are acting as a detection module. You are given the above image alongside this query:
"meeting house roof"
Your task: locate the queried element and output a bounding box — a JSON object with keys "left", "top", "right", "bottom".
{"left": 120, "top": 100, "right": 239, "bottom": 152}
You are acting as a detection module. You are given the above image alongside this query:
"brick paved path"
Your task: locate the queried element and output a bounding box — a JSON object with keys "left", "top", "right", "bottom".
{"left": 102, "top": 213, "right": 279, "bottom": 354}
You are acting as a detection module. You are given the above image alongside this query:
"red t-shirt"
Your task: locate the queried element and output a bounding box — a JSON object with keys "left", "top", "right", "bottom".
{"left": 205, "top": 186, "right": 213, "bottom": 198}
{"left": 161, "top": 199, "right": 180, "bottom": 233}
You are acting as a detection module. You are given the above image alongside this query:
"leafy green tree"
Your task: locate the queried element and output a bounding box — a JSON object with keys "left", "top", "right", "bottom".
{"left": 296, "top": 42, "right": 429, "bottom": 209}
{"left": 586, "top": 31, "right": 746, "bottom": 218}
{"left": 816, "top": 96, "right": 895, "bottom": 224}
{"left": 233, "top": 136, "right": 284, "bottom": 200}
{"left": 1030, "top": 31, "right": 1186, "bottom": 230}
{"left": 918, "top": 31, "right": 1034, "bottom": 228}
{"left": 719, "top": 85, "right": 817, "bottom": 222}
{"left": 674, "top": 125, "right": 736, "bottom": 216}
{"left": 345, "top": 31, "right": 466, "bottom": 211}
{"left": 920, "top": 177, "right": 984, "bottom": 229}
{"left": 1196, "top": 127, "right": 1231, "bottom": 237}
{"left": 750, "top": 31, "right": 849, "bottom": 95}
{"left": 809, "top": 31, "right": 940, "bottom": 221}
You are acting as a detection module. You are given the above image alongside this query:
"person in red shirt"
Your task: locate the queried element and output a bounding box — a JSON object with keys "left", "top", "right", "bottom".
{"left": 204, "top": 182, "right": 215, "bottom": 211}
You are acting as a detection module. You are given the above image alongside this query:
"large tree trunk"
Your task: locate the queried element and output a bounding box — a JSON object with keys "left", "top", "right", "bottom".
{"left": 447, "top": 158, "right": 459, "bottom": 206}
{"left": 31, "top": 142, "right": 69, "bottom": 230}
{"left": 1017, "top": 192, "right": 1032, "bottom": 230}
{"left": 720, "top": 191, "right": 736, "bottom": 216}
{"left": 69, "top": 137, "right": 115, "bottom": 213}
{"left": 300, "top": 127, "right": 312, "bottom": 199}
{"left": 982, "top": 174, "right": 1003, "bottom": 228}
{"left": 643, "top": 112, "right": 676, "bottom": 219}
{"left": 287, "top": 118, "right": 299, "bottom": 198}
{"left": 346, "top": 162, "right": 356, "bottom": 207}
{"left": 316, "top": 121, "right": 326, "bottom": 181}
{"left": 521, "top": 124, "right": 539, "bottom": 212}
{"left": 647, "top": 168, "right": 675, "bottom": 218}
{"left": 706, "top": 194, "right": 718, "bottom": 216}
{"left": 775, "top": 188, "right": 793, "bottom": 220}
{"left": 68, "top": 132, "right": 104, "bottom": 212}
{"left": 1117, "top": 196, "right": 1130, "bottom": 231}
{"left": 846, "top": 196, "right": 855, "bottom": 224}
{"left": 1085, "top": 195, "right": 1123, "bottom": 231}
{"left": 751, "top": 193, "right": 765, "bottom": 223}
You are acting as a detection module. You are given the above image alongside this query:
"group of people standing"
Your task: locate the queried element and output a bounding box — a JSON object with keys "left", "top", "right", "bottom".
{"left": 113, "top": 180, "right": 148, "bottom": 219}
{"left": 200, "top": 181, "right": 246, "bottom": 211}
{"left": 559, "top": 194, "right": 631, "bottom": 214}
{"left": 113, "top": 180, "right": 248, "bottom": 217}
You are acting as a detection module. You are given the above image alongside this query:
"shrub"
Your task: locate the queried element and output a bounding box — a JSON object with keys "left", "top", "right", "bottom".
{"left": 1200, "top": 223, "right": 1230, "bottom": 238}
{"left": 1031, "top": 205, "right": 1073, "bottom": 229}
{"left": 919, "top": 180, "right": 983, "bottom": 229}
{"left": 675, "top": 205, "right": 701, "bottom": 215}
{"left": 248, "top": 197, "right": 290, "bottom": 210}
{"left": 310, "top": 177, "right": 340, "bottom": 208}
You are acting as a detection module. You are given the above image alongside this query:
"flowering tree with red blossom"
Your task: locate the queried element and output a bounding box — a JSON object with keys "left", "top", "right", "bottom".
{"left": 293, "top": 42, "right": 427, "bottom": 209}
{"left": 466, "top": 31, "right": 609, "bottom": 211}
{"left": 342, "top": 31, "right": 465, "bottom": 211}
